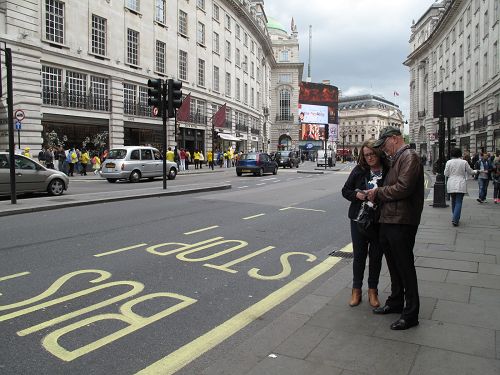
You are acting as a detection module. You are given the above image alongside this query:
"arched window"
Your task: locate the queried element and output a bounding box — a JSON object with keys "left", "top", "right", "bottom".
{"left": 279, "top": 89, "right": 291, "bottom": 121}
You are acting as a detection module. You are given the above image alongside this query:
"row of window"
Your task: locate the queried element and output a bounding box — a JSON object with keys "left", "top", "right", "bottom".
{"left": 44, "top": 0, "right": 266, "bottom": 81}
{"left": 433, "top": 0, "right": 499, "bottom": 62}
{"left": 41, "top": 65, "right": 262, "bottom": 130}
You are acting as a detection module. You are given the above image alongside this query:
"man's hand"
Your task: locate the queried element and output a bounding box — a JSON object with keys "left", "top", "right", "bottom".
{"left": 366, "top": 188, "right": 378, "bottom": 203}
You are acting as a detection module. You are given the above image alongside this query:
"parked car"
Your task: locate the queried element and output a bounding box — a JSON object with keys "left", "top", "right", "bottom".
{"left": 274, "top": 151, "right": 300, "bottom": 168}
{"left": 317, "top": 150, "right": 336, "bottom": 167}
{"left": 0, "top": 152, "right": 69, "bottom": 196}
{"left": 100, "top": 146, "right": 178, "bottom": 183}
{"left": 236, "top": 152, "right": 278, "bottom": 176}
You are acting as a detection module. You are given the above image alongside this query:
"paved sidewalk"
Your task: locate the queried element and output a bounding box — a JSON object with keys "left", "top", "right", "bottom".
{"left": 201, "top": 182, "right": 500, "bottom": 375}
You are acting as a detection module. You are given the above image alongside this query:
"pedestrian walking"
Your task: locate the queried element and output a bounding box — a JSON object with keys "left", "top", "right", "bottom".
{"left": 80, "top": 149, "right": 90, "bottom": 176}
{"left": 166, "top": 147, "right": 175, "bottom": 163}
{"left": 492, "top": 151, "right": 500, "bottom": 204}
{"left": 92, "top": 154, "right": 101, "bottom": 175}
{"left": 57, "top": 146, "right": 67, "bottom": 174}
{"left": 367, "top": 126, "right": 424, "bottom": 330}
{"left": 193, "top": 150, "right": 200, "bottom": 169}
{"left": 68, "top": 148, "right": 77, "bottom": 176}
{"left": 207, "top": 150, "right": 214, "bottom": 170}
{"left": 199, "top": 151, "right": 204, "bottom": 169}
{"left": 474, "top": 152, "right": 493, "bottom": 203}
{"left": 44, "top": 147, "right": 55, "bottom": 169}
{"left": 342, "top": 140, "right": 388, "bottom": 308}
{"left": 180, "top": 149, "right": 186, "bottom": 171}
{"left": 444, "top": 148, "right": 477, "bottom": 226}
{"left": 185, "top": 150, "right": 191, "bottom": 170}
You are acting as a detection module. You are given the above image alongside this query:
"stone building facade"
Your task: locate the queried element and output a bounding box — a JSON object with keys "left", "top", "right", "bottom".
{"left": 338, "top": 95, "right": 404, "bottom": 158}
{"left": 405, "top": 0, "right": 500, "bottom": 160}
{"left": 0, "top": 0, "right": 302, "bottom": 156}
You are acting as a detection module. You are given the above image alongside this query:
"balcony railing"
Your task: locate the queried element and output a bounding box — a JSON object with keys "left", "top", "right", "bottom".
{"left": 474, "top": 116, "right": 488, "bottom": 130}
{"left": 418, "top": 110, "right": 426, "bottom": 119}
{"left": 492, "top": 110, "right": 500, "bottom": 123}
{"left": 42, "top": 90, "right": 111, "bottom": 112}
{"left": 250, "top": 128, "right": 260, "bottom": 135}
{"left": 124, "top": 101, "right": 154, "bottom": 117}
{"left": 276, "top": 114, "right": 294, "bottom": 122}
{"left": 236, "top": 123, "right": 248, "bottom": 132}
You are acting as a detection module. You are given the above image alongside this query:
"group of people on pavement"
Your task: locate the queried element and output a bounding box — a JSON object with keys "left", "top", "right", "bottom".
{"left": 342, "top": 126, "right": 424, "bottom": 331}
{"left": 27, "top": 146, "right": 104, "bottom": 177}
{"left": 342, "top": 127, "right": 499, "bottom": 331}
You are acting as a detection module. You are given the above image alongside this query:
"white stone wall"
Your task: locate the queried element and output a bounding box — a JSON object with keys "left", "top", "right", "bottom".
{"left": 0, "top": 0, "right": 280, "bottom": 154}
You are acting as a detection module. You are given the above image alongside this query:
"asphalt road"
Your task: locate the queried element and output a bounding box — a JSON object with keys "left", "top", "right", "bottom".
{"left": 0, "top": 163, "right": 360, "bottom": 374}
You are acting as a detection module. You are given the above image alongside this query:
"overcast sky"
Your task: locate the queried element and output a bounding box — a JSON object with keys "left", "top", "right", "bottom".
{"left": 265, "top": 0, "right": 437, "bottom": 121}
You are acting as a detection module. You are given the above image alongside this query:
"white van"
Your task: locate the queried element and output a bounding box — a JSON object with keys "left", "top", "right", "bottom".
{"left": 316, "top": 150, "right": 336, "bottom": 167}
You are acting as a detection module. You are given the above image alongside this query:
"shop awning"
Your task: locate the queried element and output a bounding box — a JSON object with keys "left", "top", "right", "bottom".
{"left": 218, "top": 133, "right": 241, "bottom": 141}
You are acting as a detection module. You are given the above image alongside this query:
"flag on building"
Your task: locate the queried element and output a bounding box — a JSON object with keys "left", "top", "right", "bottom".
{"left": 212, "top": 103, "right": 226, "bottom": 128}
{"left": 176, "top": 93, "right": 191, "bottom": 122}
{"left": 393, "top": 91, "right": 400, "bottom": 96}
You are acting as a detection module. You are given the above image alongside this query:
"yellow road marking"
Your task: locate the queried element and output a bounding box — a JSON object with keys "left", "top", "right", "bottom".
{"left": 184, "top": 226, "right": 219, "bottom": 235}
{"left": 242, "top": 213, "right": 266, "bottom": 220}
{"left": 136, "top": 244, "right": 349, "bottom": 375}
{"left": 94, "top": 244, "right": 148, "bottom": 258}
{"left": 279, "top": 206, "right": 326, "bottom": 213}
{"left": 0, "top": 271, "right": 30, "bottom": 282}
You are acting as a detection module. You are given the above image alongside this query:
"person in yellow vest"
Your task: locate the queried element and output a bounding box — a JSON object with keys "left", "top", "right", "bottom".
{"left": 92, "top": 154, "right": 101, "bottom": 175}
{"left": 207, "top": 150, "right": 213, "bottom": 170}
{"left": 166, "top": 147, "right": 175, "bottom": 162}
{"left": 193, "top": 150, "right": 200, "bottom": 169}
{"left": 22, "top": 147, "right": 32, "bottom": 158}
{"left": 79, "top": 149, "right": 90, "bottom": 176}
{"left": 228, "top": 148, "right": 233, "bottom": 168}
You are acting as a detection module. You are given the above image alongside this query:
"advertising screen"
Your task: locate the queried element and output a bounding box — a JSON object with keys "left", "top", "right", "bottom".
{"left": 300, "top": 124, "right": 326, "bottom": 141}
{"left": 298, "top": 104, "right": 328, "bottom": 124}
{"left": 328, "top": 123, "right": 338, "bottom": 142}
{"left": 299, "top": 82, "right": 339, "bottom": 124}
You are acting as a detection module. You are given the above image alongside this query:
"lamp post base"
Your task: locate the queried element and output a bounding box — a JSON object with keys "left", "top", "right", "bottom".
{"left": 432, "top": 173, "right": 448, "bottom": 207}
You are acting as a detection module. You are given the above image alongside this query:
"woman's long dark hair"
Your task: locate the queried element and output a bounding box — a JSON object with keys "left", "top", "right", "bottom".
{"left": 357, "top": 139, "right": 389, "bottom": 171}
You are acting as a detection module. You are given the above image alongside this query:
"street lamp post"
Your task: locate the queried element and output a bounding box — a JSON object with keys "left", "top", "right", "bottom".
{"left": 340, "top": 128, "right": 347, "bottom": 163}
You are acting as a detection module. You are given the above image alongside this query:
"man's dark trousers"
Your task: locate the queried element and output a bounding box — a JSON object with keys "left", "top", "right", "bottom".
{"left": 379, "top": 223, "right": 419, "bottom": 322}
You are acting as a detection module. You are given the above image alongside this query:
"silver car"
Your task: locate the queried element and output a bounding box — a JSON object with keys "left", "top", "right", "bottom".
{"left": 0, "top": 152, "right": 69, "bottom": 196}
{"left": 100, "top": 146, "right": 178, "bottom": 183}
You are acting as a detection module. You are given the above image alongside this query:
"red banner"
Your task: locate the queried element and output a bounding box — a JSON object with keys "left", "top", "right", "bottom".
{"left": 212, "top": 103, "right": 226, "bottom": 128}
{"left": 177, "top": 93, "right": 191, "bottom": 122}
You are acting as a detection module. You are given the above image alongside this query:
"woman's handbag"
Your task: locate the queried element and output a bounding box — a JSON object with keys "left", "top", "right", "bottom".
{"left": 354, "top": 201, "right": 379, "bottom": 240}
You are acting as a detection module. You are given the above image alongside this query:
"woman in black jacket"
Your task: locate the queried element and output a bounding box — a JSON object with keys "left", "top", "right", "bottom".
{"left": 341, "top": 140, "right": 389, "bottom": 308}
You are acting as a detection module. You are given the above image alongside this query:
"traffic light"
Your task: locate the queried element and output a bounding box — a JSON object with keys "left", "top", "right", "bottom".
{"left": 147, "top": 79, "right": 163, "bottom": 116}
{"left": 167, "top": 79, "right": 183, "bottom": 118}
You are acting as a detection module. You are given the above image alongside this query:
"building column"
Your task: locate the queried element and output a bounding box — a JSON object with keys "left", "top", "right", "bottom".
{"left": 109, "top": 78, "right": 124, "bottom": 148}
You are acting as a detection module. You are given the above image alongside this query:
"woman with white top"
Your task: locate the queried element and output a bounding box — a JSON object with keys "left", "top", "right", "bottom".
{"left": 444, "top": 148, "right": 477, "bottom": 226}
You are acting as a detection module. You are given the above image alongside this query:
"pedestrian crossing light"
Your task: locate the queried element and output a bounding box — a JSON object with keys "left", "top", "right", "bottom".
{"left": 147, "top": 79, "right": 163, "bottom": 116}
{"left": 167, "top": 79, "right": 183, "bottom": 118}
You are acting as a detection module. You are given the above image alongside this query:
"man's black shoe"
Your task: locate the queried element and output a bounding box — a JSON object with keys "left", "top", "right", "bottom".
{"left": 477, "top": 198, "right": 483, "bottom": 203}
{"left": 390, "top": 318, "right": 419, "bottom": 330}
{"left": 372, "top": 305, "right": 403, "bottom": 315}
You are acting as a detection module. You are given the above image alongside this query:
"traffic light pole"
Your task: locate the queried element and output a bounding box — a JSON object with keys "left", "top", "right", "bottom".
{"left": 4, "top": 46, "right": 16, "bottom": 204}
{"left": 162, "top": 82, "right": 167, "bottom": 190}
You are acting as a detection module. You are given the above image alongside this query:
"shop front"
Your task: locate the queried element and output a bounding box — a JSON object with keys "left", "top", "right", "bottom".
{"left": 218, "top": 132, "right": 241, "bottom": 152}
{"left": 42, "top": 114, "right": 108, "bottom": 154}
{"left": 178, "top": 127, "right": 205, "bottom": 153}
{"left": 459, "top": 136, "right": 470, "bottom": 152}
{"left": 494, "top": 129, "right": 500, "bottom": 152}
{"left": 475, "top": 132, "right": 487, "bottom": 153}
{"left": 124, "top": 122, "right": 163, "bottom": 150}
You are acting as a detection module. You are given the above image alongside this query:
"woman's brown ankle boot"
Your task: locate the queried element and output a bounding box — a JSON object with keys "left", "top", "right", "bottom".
{"left": 349, "top": 288, "right": 362, "bottom": 307}
{"left": 368, "top": 288, "right": 380, "bottom": 308}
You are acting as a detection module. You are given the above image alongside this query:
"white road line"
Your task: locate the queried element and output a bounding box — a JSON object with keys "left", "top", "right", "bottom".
{"left": 238, "top": 186, "right": 249, "bottom": 189}
{"left": 279, "top": 206, "right": 326, "bottom": 213}
{"left": 184, "top": 225, "right": 219, "bottom": 235}
{"left": 256, "top": 183, "right": 266, "bottom": 186}
{"left": 262, "top": 177, "right": 277, "bottom": 181}
{"left": 94, "top": 243, "right": 148, "bottom": 257}
{"left": 273, "top": 180, "right": 280, "bottom": 183}
{"left": 242, "top": 213, "right": 266, "bottom": 220}
{"left": 0, "top": 272, "right": 30, "bottom": 282}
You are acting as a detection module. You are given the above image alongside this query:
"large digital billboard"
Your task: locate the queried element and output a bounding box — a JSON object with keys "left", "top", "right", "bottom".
{"left": 300, "top": 124, "right": 326, "bottom": 141}
{"left": 299, "top": 82, "right": 339, "bottom": 124}
{"left": 298, "top": 104, "right": 328, "bottom": 124}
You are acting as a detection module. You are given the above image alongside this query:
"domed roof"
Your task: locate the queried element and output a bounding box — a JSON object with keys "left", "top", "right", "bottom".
{"left": 267, "top": 17, "right": 287, "bottom": 33}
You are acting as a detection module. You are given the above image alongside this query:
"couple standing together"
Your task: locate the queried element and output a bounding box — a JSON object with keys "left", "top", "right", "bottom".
{"left": 342, "top": 127, "right": 424, "bottom": 330}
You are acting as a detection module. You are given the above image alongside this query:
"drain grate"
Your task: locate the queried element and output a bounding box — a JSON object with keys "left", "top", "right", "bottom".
{"left": 328, "top": 250, "right": 354, "bottom": 259}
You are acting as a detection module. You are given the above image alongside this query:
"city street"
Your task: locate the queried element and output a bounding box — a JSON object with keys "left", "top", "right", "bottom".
{"left": 0, "top": 162, "right": 359, "bottom": 374}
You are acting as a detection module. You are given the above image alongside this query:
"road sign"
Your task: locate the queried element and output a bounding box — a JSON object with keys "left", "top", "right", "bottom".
{"left": 14, "top": 109, "right": 25, "bottom": 121}
{"left": 15, "top": 120, "right": 22, "bottom": 130}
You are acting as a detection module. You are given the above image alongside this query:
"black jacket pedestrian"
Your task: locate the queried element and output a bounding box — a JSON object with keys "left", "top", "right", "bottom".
{"left": 342, "top": 165, "right": 388, "bottom": 220}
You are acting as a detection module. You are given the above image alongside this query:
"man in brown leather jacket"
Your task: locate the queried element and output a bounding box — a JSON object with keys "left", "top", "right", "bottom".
{"left": 366, "top": 126, "right": 424, "bottom": 330}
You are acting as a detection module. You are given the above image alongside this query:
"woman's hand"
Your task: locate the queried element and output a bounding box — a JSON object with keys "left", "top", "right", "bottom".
{"left": 356, "top": 191, "right": 367, "bottom": 201}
